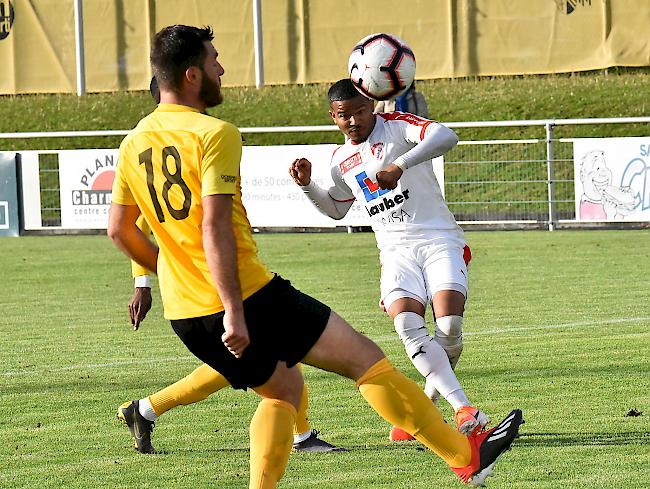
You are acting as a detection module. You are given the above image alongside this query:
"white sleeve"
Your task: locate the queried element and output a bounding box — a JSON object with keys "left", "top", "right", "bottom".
{"left": 392, "top": 120, "right": 458, "bottom": 170}
{"left": 300, "top": 180, "right": 354, "bottom": 220}
{"left": 300, "top": 160, "right": 354, "bottom": 220}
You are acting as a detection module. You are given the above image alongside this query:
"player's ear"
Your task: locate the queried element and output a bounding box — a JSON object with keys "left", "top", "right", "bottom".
{"left": 185, "top": 66, "right": 201, "bottom": 86}
{"left": 328, "top": 109, "right": 336, "bottom": 121}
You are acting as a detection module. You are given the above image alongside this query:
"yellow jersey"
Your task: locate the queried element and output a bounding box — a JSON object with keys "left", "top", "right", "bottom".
{"left": 113, "top": 103, "right": 273, "bottom": 320}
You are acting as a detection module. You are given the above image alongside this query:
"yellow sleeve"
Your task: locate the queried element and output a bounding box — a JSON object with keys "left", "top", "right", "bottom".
{"left": 201, "top": 123, "right": 242, "bottom": 197}
{"left": 130, "top": 215, "right": 152, "bottom": 278}
{"left": 113, "top": 143, "right": 137, "bottom": 205}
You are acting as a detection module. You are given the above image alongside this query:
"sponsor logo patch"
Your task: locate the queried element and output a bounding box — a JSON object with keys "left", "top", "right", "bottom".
{"left": 371, "top": 143, "right": 384, "bottom": 160}
{"left": 339, "top": 152, "right": 363, "bottom": 174}
{"left": 355, "top": 171, "right": 391, "bottom": 202}
{"left": 365, "top": 189, "right": 411, "bottom": 217}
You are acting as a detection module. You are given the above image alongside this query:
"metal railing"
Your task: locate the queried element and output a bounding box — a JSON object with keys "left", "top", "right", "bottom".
{"left": 3, "top": 116, "right": 650, "bottom": 231}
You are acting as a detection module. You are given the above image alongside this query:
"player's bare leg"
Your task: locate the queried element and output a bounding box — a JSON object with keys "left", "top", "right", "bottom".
{"left": 304, "top": 312, "right": 472, "bottom": 466}
{"left": 302, "top": 311, "right": 523, "bottom": 484}
{"left": 305, "top": 310, "right": 522, "bottom": 484}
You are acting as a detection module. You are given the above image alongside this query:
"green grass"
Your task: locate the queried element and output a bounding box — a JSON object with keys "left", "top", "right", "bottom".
{"left": 1, "top": 231, "right": 649, "bottom": 488}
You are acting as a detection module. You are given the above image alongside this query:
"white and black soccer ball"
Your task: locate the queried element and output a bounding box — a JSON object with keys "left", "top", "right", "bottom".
{"left": 348, "top": 33, "right": 416, "bottom": 101}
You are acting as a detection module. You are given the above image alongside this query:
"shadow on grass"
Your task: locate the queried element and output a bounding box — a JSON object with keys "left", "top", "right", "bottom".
{"left": 517, "top": 431, "right": 650, "bottom": 447}
{"left": 143, "top": 431, "right": 650, "bottom": 457}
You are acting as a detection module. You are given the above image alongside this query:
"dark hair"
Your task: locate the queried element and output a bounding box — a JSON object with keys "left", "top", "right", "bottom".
{"left": 150, "top": 25, "right": 214, "bottom": 92}
{"left": 328, "top": 78, "right": 368, "bottom": 104}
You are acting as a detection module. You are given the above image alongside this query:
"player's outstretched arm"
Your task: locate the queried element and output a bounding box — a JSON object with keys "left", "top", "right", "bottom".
{"left": 376, "top": 123, "right": 458, "bottom": 190}
{"left": 394, "top": 123, "right": 458, "bottom": 170}
{"left": 289, "top": 158, "right": 353, "bottom": 219}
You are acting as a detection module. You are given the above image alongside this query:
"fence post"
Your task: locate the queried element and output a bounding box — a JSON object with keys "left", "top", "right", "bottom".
{"left": 545, "top": 122, "right": 556, "bottom": 231}
{"left": 252, "top": 0, "right": 264, "bottom": 88}
{"left": 73, "top": 0, "right": 86, "bottom": 96}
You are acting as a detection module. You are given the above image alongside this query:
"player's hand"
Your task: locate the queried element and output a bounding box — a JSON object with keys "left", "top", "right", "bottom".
{"left": 376, "top": 163, "right": 403, "bottom": 190}
{"left": 128, "top": 287, "right": 153, "bottom": 331}
{"left": 221, "top": 311, "right": 250, "bottom": 358}
{"left": 289, "top": 158, "right": 312, "bottom": 186}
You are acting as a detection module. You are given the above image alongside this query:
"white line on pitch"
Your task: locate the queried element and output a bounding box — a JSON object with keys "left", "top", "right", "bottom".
{"left": 2, "top": 356, "right": 197, "bottom": 377}
{"left": 465, "top": 316, "right": 650, "bottom": 336}
{"left": 368, "top": 316, "right": 650, "bottom": 344}
{"left": 3, "top": 317, "right": 649, "bottom": 378}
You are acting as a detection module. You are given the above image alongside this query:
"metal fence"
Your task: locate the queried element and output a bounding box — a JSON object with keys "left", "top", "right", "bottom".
{"left": 442, "top": 117, "right": 650, "bottom": 230}
{"left": 444, "top": 138, "right": 576, "bottom": 228}
{"left": 3, "top": 116, "right": 650, "bottom": 231}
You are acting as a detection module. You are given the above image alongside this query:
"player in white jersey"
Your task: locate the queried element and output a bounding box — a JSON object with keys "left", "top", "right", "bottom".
{"left": 289, "top": 79, "right": 489, "bottom": 440}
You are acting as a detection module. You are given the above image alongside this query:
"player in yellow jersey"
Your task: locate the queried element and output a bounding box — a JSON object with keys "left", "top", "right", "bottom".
{"left": 117, "top": 185, "right": 344, "bottom": 455}
{"left": 108, "top": 25, "right": 523, "bottom": 488}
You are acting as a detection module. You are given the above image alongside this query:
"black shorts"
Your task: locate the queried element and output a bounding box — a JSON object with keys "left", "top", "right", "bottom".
{"left": 171, "top": 275, "right": 331, "bottom": 390}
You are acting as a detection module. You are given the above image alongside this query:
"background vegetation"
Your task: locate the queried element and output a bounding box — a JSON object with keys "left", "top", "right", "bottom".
{"left": 1, "top": 68, "right": 649, "bottom": 151}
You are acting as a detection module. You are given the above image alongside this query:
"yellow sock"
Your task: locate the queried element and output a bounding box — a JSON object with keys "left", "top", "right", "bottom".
{"left": 357, "top": 358, "right": 471, "bottom": 468}
{"left": 149, "top": 364, "right": 230, "bottom": 416}
{"left": 249, "top": 399, "right": 296, "bottom": 489}
{"left": 294, "top": 366, "right": 310, "bottom": 436}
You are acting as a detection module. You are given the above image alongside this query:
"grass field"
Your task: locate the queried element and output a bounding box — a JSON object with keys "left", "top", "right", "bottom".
{"left": 1, "top": 231, "right": 649, "bottom": 488}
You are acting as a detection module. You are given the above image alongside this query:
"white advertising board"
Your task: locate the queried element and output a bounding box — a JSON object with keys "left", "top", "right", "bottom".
{"left": 240, "top": 144, "right": 445, "bottom": 228}
{"left": 574, "top": 137, "right": 650, "bottom": 221}
{"left": 241, "top": 145, "right": 371, "bottom": 228}
{"left": 58, "top": 149, "right": 118, "bottom": 229}
{"left": 48, "top": 144, "right": 444, "bottom": 230}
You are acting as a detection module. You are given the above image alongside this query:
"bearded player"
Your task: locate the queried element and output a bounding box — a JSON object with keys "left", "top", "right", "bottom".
{"left": 116, "top": 85, "right": 344, "bottom": 455}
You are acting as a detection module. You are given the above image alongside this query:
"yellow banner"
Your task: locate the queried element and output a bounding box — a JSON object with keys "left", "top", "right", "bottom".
{"left": 83, "top": 0, "right": 255, "bottom": 91}
{"left": 0, "top": 0, "right": 648, "bottom": 94}
{"left": 0, "top": 0, "right": 76, "bottom": 93}
{"left": 447, "top": 0, "right": 650, "bottom": 77}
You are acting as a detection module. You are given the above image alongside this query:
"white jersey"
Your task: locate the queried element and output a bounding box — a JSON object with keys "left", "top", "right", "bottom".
{"left": 328, "top": 112, "right": 464, "bottom": 249}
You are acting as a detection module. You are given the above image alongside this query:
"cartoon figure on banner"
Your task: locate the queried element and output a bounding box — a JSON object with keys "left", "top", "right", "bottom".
{"left": 620, "top": 157, "right": 649, "bottom": 213}
{"left": 578, "top": 150, "right": 636, "bottom": 220}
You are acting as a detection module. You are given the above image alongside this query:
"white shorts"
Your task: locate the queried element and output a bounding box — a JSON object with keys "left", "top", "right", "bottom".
{"left": 380, "top": 238, "right": 469, "bottom": 311}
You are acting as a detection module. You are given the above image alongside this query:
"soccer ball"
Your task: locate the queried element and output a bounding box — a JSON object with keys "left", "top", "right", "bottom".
{"left": 348, "top": 33, "right": 416, "bottom": 101}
